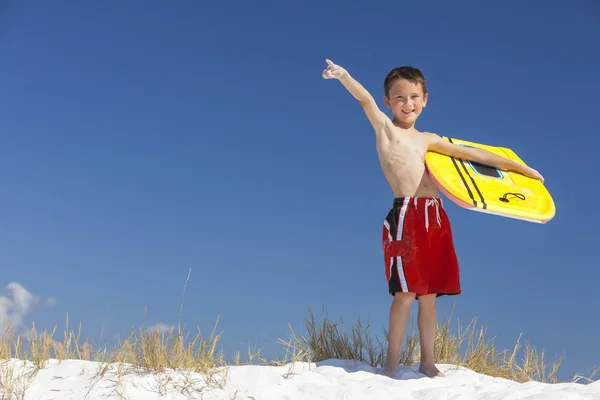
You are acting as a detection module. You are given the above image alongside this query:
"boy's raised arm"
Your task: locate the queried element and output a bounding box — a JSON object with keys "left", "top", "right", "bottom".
{"left": 322, "top": 59, "right": 389, "bottom": 133}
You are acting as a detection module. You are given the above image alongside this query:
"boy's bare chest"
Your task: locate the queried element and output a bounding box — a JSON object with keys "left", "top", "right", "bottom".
{"left": 381, "top": 136, "right": 427, "bottom": 163}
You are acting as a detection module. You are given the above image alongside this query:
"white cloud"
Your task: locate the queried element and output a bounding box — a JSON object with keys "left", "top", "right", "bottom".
{"left": 146, "top": 323, "right": 175, "bottom": 334}
{"left": 45, "top": 297, "right": 57, "bottom": 307}
{"left": 0, "top": 282, "right": 53, "bottom": 333}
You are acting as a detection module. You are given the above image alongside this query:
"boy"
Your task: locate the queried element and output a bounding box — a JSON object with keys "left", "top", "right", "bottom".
{"left": 321, "top": 59, "right": 543, "bottom": 379}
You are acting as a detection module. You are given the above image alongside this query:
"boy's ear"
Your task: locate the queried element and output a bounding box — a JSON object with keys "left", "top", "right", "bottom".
{"left": 383, "top": 95, "right": 390, "bottom": 108}
{"left": 423, "top": 93, "right": 428, "bottom": 107}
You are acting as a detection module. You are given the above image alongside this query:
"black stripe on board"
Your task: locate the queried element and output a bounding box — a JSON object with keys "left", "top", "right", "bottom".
{"left": 448, "top": 138, "right": 487, "bottom": 210}
{"left": 445, "top": 137, "right": 477, "bottom": 207}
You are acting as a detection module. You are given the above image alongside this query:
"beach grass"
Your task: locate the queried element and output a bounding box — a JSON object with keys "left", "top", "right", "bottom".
{"left": 1, "top": 302, "right": 597, "bottom": 397}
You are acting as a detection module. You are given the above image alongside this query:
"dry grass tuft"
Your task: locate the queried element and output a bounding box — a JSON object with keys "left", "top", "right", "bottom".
{"left": 290, "top": 304, "right": 592, "bottom": 384}
{"left": 0, "top": 270, "right": 230, "bottom": 398}
{"left": 0, "top": 304, "right": 595, "bottom": 387}
{"left": 0, "top": 272, "right": 596, "bottom": 398}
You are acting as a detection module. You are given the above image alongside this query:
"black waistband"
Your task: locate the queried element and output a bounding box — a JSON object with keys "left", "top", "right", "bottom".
{"left": 393, "top": 197, "right": 407, "bottom": 207}
{"left": 393, "top": 197, "right": 442, "bottom": 208}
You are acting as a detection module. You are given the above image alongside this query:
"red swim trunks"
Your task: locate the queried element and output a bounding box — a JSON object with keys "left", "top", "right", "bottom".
{"left": 382, "top": 197, "right": 461, "bottom": 298}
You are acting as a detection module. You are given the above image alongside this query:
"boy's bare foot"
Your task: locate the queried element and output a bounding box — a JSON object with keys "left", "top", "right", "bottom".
{"left": 383, "top": 366, "right": 397, "bottom": 378}
{"left": 419, "top": 363, "right": 445, "bottom": 378}
{"left": 382, "top": 359, "right": 399, "bottom": 378}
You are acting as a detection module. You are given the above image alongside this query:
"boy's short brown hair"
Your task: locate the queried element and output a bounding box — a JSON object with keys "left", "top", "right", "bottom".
{"left": 384, "top": 66, "right": 427, "bottom": 97}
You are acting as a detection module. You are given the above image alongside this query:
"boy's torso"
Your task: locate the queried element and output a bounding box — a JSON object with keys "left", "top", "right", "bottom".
{"left": 376, "top": 126, "right": 440, "bottom": 199}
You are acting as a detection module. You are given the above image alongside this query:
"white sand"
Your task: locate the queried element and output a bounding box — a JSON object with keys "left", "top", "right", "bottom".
{"left": 2, "top": 358, "right": 599, "bottom": 399}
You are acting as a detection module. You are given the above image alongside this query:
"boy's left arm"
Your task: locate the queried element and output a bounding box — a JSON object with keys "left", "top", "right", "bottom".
{"left": 425, "top": 133, "right": 544, "bottom": 182}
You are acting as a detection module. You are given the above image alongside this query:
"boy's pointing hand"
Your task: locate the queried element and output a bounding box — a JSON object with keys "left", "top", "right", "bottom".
{"left": 322, "top": 59, "right": 347, "bottom": 80}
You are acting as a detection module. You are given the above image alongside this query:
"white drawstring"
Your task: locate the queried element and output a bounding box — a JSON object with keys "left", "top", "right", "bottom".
{"left": 409, "top": 197, "right": 442, "bottom": 230}
{"left": 424, "top": 198, "right": 442, "bottom": 231}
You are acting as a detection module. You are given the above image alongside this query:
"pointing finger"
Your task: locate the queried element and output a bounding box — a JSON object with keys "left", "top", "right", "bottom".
{"left": 325, "top": 59, "right": 335, "bottom": 67}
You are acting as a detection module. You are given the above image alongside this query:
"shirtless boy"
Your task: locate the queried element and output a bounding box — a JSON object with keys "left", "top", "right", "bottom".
{"left": 321, "top": 59, "right": 543, "bottom": 379}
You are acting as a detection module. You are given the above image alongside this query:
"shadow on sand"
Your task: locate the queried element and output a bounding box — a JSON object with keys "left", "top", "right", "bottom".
{"left": 314, "top": 359, "right": 432, "bottom": 381}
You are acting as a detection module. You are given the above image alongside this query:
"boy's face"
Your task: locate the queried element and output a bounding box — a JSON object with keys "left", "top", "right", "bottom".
{"left": 383, "top": 79, "right": 428, "bottom": 126}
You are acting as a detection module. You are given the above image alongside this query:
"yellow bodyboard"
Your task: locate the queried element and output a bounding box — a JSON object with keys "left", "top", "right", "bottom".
{"left": 425, "top": 136, "right": 555, "bottom": 224}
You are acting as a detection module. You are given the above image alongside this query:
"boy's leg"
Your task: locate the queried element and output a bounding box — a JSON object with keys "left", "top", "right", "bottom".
{"left": 383, "top": 292, "right": 415, "bottom": 378}
{"left": 417, "top": 294, "right": 444, "bottom": 377}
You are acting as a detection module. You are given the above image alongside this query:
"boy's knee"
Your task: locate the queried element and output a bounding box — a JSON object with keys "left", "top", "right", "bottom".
{"left": 417, "top": 294, "right": 437, "bottom": 305}
{"left": 392, "top": 292, "right": 415, "bottom": 307}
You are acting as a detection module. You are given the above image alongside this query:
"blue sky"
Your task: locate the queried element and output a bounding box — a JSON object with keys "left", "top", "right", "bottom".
{"left": 1, "top": 0, "right": 598, "bottom": 381}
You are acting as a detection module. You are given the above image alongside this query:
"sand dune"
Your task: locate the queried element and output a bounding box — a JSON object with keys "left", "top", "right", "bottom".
{"left": 2, "top": 357, "right": 599, "bottom": 399}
